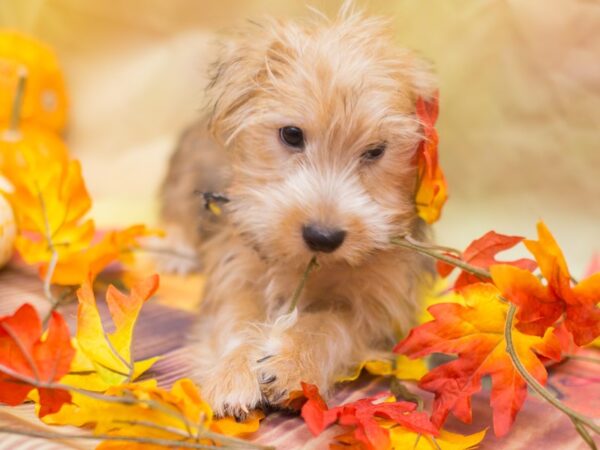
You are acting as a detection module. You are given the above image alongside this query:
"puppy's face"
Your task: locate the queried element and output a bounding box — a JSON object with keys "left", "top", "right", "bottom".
{"left": 209, "top": 13, "right": 436, "bottom": 267}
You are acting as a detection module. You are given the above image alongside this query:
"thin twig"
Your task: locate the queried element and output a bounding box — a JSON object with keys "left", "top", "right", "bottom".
{"left": 43, "top": 249, "right": 59, "bottom": 304}
{"left": 391, "top": 236, "right": 491, "bottom": 280}
{"left": 288, "top": 256, "right": 318, "bottom": 313}
{"left": 0, "top": 427, "right": 273, "bottom": 450}
{"left": 504, "top": 303, "right": 600, "bottom": 439}
{"left": 0, "top": 366, "right": 270, "bottom": 449}
{"left": 403, "top": 235, "right": 462, "bottom": 256}
{"left": 41, "top": 278, "right": 76, "bottom": 328}
{"left": 112, "top": 419, "right": 194, "bottom": 439}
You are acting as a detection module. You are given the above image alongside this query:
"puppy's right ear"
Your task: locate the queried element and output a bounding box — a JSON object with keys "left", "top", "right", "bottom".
{"left": 206, "top": 26, "right": 277, "bottom": 147}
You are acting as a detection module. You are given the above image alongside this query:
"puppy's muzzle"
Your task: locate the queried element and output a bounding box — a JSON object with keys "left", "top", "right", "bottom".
{"left": 302, "top": 224, "right": 346, "bottom": 253}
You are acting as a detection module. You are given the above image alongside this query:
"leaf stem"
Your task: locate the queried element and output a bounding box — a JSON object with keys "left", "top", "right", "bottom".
{"left": 288, "top": 256, "right": 318, "bottom": 313}
{"left": 504, "top": 303, "right": 600, "bottom": 440}
{"left": 391, "top": 236, "right": 491, "bottom": 280}
{"left": 5, "top": 66, "right": 27, "bottom": 139}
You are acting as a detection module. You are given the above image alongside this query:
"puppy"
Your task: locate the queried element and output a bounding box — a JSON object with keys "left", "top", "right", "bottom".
{"left": 160, "top": 6, "right": 436, "bottom": 418}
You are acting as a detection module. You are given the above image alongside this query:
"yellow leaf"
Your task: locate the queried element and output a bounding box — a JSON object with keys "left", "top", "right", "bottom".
{"left": 6, "top": 147, "right": 95, "bottom": 264}
{"left": 44, "top": 378, "right": 262, "bottom": 447}
{"left": 60, "top": 276, "right": 160, "bottom": 391}
{"left": 212, "top": 410, "right": 264, "bottom": 436}
{"left": 394, "top": 355, "right": 428, "bottom": 381}
{"left": 390, "top": 426, "right": 487, "bottom": 450}
{"left": 41, "top": 225, "right": 159, "bottom": 285}
{"left": 2, "top": 128, "right": 156, "bottom": 285}
{"left": 338, "top": 356, "right": 427, "bottom": 383}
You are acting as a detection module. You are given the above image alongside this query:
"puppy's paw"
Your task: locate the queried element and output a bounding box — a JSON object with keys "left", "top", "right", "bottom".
{"left": 200, "top": 350, "right": 263, "bottom": 419}
{"left": 254, "top": 351, "right": 322, "bottom": 409}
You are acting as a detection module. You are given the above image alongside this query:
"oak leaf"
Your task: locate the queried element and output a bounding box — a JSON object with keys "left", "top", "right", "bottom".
{"left": 491, "top": 222, "right": 600, "bottom": 346}
{"left": 437, "top": 231, "right": 536, "bottom": 290}
{"left": 394, "top": 283, "right": 562, "bottom": 436}
{"left": 0, "top": 304, "right": 75, "bottom": 417}
{"left": 58, "top": 275, "right": 160, "bottom": 391}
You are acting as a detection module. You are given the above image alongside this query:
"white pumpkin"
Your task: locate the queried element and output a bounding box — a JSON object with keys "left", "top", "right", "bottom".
{"left": 0, "top": 193, "right": 16, "bottom": 269}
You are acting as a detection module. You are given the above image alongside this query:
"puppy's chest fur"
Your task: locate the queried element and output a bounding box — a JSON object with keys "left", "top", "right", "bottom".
{"left": 202, "top": 224, "right": 427, "bottom": 346}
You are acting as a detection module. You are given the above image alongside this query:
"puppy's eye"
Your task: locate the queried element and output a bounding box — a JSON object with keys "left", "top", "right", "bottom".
{"left": 361, "top": 144, "right": 386, "bottom": 161}
{"left": 279, "top": 126, "right": 305, "bottom": 150}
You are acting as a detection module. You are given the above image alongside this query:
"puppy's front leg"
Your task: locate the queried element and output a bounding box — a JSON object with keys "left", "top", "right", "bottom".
{"left": 192, "top": 288, "right": 266, "bottom": 419}
{"left": 255, "top": 310, "right": 358, "bottom": 407}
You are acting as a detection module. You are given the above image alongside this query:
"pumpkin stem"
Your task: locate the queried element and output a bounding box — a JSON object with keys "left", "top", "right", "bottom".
{"left": 6, "top": 66, "right": 28, "bottom": 138}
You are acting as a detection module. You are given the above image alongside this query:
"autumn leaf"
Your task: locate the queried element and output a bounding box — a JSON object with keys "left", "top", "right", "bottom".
{"left": 332, "top": 426, "right": 487, "bottom": 450}
{"left": 389, "top": 426, "right": 486, "bottom": 450}
{"left": 44, "top": 378, "right": 262, "bottom": 447}
{"left": 40, "top": 225, "right": 158, "bottom": 285}
{"left": 0, "top": 304, "right": 75, "bottom": 417}
{"left": 2, "top": 135, "right": 156, "bottom": 285}
{"left": 491, "top": 222, "right": 600, "bottom": 346}
{"left": 338, "top": 356, "right": 427, "bottom": 383}
{"left": 7, "top": 151, "right": 95, "bottom": 264}
{"left": 300, "top": 382, "right": 438, "bottom": 450}
{"left": 58, "top": 275, "right": 160, "bottom": 391}
{"left": 437, "top": 231, "right": 536, "bottom": 290}
{"left": 394, "top": 283, "right": 562, "bottom": 436}
{"left": 415, "top": 93, "right": 448, "bottom": 224}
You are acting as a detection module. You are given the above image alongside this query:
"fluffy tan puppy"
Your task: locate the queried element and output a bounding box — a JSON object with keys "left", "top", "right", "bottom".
{"left": 161, "top": 5, "right": 436, "bottom": 418}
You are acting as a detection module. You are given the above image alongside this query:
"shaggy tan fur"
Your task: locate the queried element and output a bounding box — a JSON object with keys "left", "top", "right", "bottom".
{"left": 160, "top": 4, "right": 436, "bottom": 418}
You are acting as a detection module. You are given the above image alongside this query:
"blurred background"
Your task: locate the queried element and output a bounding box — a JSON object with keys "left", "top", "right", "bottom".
{"left": 1, "top": 0, "right": 598, "bottom": 273}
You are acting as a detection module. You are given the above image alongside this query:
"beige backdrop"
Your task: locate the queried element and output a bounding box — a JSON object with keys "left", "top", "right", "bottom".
{"left": 1, "top": 0, "right": 598, "bottom": 273}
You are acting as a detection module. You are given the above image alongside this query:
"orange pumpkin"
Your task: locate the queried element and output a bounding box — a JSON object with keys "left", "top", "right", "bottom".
{"left": 1, "top": 124, "right": 69, "bottom": 178}
{"left": 0, "top": 30, "right": 68, "bottom": 133}
{"left": 0, "top": 67, "right": 69, "bottom": 186}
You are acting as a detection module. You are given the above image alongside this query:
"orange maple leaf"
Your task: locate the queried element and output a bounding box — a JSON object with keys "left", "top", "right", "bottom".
{"left": 2, "top": 134, "right": 156, "bottom": 285}
{"left": 0, "top": 304, "right": 75, "bottom": 417}
{"left": 39, "top": 225, "right": 157, "bottom": 285}
{"left": 414, "top": 93, "right": 447, "bottom": 224}
{"left": 491, "top": 221, "right": 600, "bottom": 346}
{"left": 394, "top": 283, "right": 562, "bottom": 436}
{"left": 437, "top": 231, "right": 537, "bottom": 290}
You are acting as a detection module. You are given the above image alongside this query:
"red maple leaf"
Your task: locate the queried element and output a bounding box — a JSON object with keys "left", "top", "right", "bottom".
{"left": 300, "top": 382, "right": 438, "bottom": 450}
{"left": 437, "top": 231, "right": 537, "bottom": 290}
{"left": 0, "top": 304, "right": 75, "bottom": 416}
{"left": 394, "top": 283, "right": 562, "bottom": 436}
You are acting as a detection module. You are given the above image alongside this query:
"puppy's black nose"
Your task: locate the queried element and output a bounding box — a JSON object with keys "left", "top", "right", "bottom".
{"left": 302, "top": 224, "right": 346, "bottom": 253}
